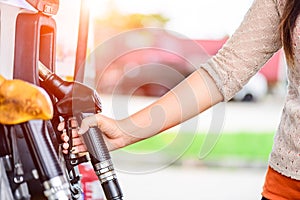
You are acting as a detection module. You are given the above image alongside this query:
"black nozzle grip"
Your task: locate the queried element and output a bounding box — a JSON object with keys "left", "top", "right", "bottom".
{"left": 82, "top": 126, "right": 111, "bottom": 163}
{"left": 77, "top": 113, "right": 110, "bottom": 163}
{"left": 77, "top": 113, "right": 123, "bottom": 200}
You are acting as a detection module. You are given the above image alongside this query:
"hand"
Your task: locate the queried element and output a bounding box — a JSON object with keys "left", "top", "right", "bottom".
{"left": 58, "top": 114, "right": 134, "bottom": 154}
{"left": 58, "top": 118, "right": 86, "bottom": 154}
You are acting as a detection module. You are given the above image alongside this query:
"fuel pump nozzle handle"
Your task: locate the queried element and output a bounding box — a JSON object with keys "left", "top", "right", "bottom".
{"left": 77, "top": 113, "right": 123, "bottom": 200}
{"left": 38, "top": 62, "right": 123, "bottom": 200}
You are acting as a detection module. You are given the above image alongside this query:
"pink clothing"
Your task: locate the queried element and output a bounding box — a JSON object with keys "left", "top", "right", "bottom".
{"left": 202, "top": 0, "right": 300, "bottom": 179}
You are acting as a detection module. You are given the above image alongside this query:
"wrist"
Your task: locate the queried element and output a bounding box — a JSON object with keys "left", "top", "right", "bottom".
{"left": 117, "top": 118, "right": 144, "bottom": 146}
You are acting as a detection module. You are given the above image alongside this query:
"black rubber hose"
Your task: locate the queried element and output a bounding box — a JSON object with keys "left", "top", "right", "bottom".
{"left": 21, "top": 120, "right": 62, "bottom": 181}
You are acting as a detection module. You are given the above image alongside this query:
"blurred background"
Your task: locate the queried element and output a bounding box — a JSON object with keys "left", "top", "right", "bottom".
{"left": 53, "top": 0, "right": 287, "bottom": 199}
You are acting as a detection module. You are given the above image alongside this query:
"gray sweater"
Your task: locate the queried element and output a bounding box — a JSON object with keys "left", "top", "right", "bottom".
{"left": 202, "top": 0, "right": 300, "bottom": 179}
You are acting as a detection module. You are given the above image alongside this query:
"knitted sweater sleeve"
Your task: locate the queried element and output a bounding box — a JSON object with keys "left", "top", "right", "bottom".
{"left": 202, "top": 0, "right": 282, "bottom": 101}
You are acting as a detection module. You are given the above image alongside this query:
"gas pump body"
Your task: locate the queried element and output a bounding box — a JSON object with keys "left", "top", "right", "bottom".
{"left": 0, "top": 1, "right": 67, "bottom": 199}
{"left": 13, "top": 9, "right": 58, "bottom": 199}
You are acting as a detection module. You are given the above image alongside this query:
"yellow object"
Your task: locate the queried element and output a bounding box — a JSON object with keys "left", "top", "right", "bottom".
{"left": 0, "top": 75, "right": 53, "bottom": 124}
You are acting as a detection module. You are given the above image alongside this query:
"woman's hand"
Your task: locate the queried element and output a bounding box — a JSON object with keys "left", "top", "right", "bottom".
{"left": 58, "top": 118, "right": 86, "bottom": 154}
{"left": 58, "top": 114, "right": 135, "bottom": 154}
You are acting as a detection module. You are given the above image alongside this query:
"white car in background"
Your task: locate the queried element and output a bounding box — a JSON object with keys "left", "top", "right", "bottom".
{"left": 233, "top": 72, "right": 268, "bottom": 102}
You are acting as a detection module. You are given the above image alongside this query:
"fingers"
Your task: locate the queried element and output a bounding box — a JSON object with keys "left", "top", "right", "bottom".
{"left": 60, "top": 127, "right": 79, "bottom": 142}
{"left": 59, "top": 120, "right": 80, "bottom": 139}
{"left": 58, "top": 119, "right": 86, "bottom": 154}
{"left": 58, "top": 115, "right": 101, "bottom": 154}
{"left": 60, "top": 130, "right": 69, "bottom": 142}
{"left": 57, "top": 122, "right": 65, "bottom": 131}
{"left": 60, "top": 135, "right": 82, "bottom": 146}
{"left": 62, "top": 142, "right": 69, "bottom": 150}
{"left": 62, "top": 142, "right": 86, "bottom": 154}
{"left": 72, "top": 137, "right": 83, "bottom": 146}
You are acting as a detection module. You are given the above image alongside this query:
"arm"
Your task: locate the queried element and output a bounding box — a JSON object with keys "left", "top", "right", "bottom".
{"left": 115, "top": 68, "right": 223, "bottom": 146}
{"left": 77, "top": 68, "right": 223, "bottom": 151}
{"left": 70, "top": 0, "right": 282, "bottom": 151}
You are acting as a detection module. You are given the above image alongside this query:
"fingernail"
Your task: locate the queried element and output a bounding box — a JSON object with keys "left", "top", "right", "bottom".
{"left": 57, "top": 123, "right": 63, "bottom": 130}
{"left": 62, "top": 143, "right": 69, "bottom": 149}
{"left": 63, "top": 136, "right": 69, "bottom": 142}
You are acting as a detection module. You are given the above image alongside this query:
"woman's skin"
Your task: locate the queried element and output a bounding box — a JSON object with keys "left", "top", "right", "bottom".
{"left": 59, "top": 68, "right": 223, "bottom": 153}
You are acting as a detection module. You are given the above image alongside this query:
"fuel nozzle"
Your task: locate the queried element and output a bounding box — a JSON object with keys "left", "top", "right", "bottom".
{"left": 38, "top": 61, "right": 102, "bottom": 115}
{"left": 38, "top": 61, "right": 74, "bottom": 100}
{"left": 38, "top": 61, "right": 123, "bottom": 200}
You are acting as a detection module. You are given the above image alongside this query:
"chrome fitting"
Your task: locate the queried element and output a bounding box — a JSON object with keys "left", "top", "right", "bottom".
{"left": 43, "top": 175, "right": 71, "bottom": 200}
{"left": 94, "top": 160, "right": 117, "bottom": 183}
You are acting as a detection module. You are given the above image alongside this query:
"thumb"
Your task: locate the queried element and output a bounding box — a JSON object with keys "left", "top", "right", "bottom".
{"left": 78, "top": 114, "right": 99, "bottom": 135}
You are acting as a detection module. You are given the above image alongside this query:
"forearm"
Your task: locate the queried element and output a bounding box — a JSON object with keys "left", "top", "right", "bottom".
{"left": 119, "top": 68, "right": 223, "bottom": 144}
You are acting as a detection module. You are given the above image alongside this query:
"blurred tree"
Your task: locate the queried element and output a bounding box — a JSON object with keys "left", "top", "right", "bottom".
{"left": 92, "top": 1, "right": 169, "bottom": 44}
{"left": 90, "top": 0, "right": 173, "bottom": 96}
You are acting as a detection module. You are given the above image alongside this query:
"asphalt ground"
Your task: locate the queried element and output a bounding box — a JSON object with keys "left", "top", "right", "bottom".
{"left": 117, "top": 166, "right": 267, "bottom": 200}
{"left": 81, "top": 162, "right": 267, "bottom": 200}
